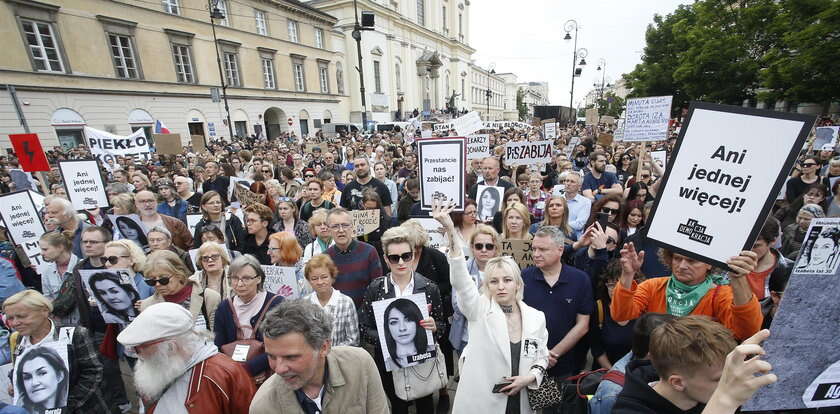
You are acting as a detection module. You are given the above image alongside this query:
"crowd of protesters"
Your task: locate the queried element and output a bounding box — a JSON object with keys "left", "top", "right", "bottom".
{"left": 0, "top": 115, "right": 835, "bottom": 414}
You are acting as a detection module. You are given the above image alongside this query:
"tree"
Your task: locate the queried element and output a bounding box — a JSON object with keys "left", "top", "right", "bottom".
{"left": 516, "top": 88, "right": 527, "bottom": 121}
{"left": 596, "top": 92, "right": 626, "bottom": 118}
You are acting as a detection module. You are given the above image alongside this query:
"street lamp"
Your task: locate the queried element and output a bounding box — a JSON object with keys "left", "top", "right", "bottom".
{"left": 352, "top": 0, "right": 375, "bottom": 131}
{"left": 597, "top": 58, "right": 606, "bottom": 119}
{"left": 208, "top": 0, "right": 235, "bottom": 140}
{"left": 486, "top": 88, "right": 492, "bottom": 120}
{"left": 564, "top": 20, "right": 587, "bottom": 126}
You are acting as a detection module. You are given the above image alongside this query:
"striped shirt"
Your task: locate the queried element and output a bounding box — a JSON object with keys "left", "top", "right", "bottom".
{"left": 326, "top": 240, "right": 382, "bottom": 307}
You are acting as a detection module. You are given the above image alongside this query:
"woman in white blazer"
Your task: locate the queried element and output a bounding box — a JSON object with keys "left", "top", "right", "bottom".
{"left": 432, "top": 200, "right": 549, "bottom": 414}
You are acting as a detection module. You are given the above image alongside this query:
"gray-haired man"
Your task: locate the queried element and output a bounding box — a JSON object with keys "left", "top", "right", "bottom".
{"left": 250, "top": 299, "right": 388, "bottom": 414}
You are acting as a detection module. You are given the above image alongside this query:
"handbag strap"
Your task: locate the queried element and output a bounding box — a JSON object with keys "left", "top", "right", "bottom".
{"left": 227, "top": 300, "right": 245, "bottom": 341}
{"left": 250, "top": 295, "right": 282, "bottom": 340}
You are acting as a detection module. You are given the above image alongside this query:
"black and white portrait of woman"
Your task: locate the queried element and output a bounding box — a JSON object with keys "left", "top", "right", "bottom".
{"left": 81, "top": 269, "right": 141, "bottom": 324}
{"left": 476, "top": 185, "right": 502, "bottom": 223}
{"left": 373, "top": 294, "right": 435, "bottom": 372}
{"left": 796, "top": 221, "right": 840, "bottom": 274}
{"left": 13, "top": 343, "right": 70, "bottom": 414}
{"left": 113, "top": 215, "right": 148, "bottom": 249}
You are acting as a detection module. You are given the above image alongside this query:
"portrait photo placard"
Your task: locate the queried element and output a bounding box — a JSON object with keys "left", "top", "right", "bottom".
{"left": 13, "top": 341, "right": 70, "bottom": 414}
{"left": 58, "top": 159, "right": 109, "bottom": 210}
{"left": 416, "top": 137, "right": 466, "bottom": 211}
{"left": 793, "top": 218, "right": 840, "bottom": 275}
{"left": 0, "top": 190, "right": 45, "bottom": 246}
{"left": 372, "top": 293, "right": 435, "bottom": 372}
{"left": 109, "top": 214, "right": 149, "bottom": 251}
{"left": 79, "top": 268, "right": 140, "bottom": 324}
{"left": 475, "top": 185, "right": 503, "bottom": 222}
{"left": 644, "top": 102, "right": 815, "bottom": 269}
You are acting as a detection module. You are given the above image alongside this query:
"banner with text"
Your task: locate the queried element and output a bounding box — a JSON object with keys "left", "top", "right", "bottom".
{"left": 0, "top": 191, "right": 44, "bottom": 246}
{"left": 644, "top": 102, "right": 815, "bottom": 269}
{"left": 261, "top": 266, "right": 301, "bottom": 299}
{"left": 622, "top": 95, "right": 673, "bottom": 142}
{"left": 466, "top": 134, "right": 490, "bottom": 160}
{"left": 58, "top": 160, "right": 109, "bottom": 210}
{"left": 543, "top": 121, "right": 557, "bottom": 139}
{"left": 85, "top": 126, "right": 151, "bottom": 163}
{"left": 417, "top": 137, "right": 465, "bottom": 211}
{"left": 504, "top": 140, "right": 553, "bottom": 166}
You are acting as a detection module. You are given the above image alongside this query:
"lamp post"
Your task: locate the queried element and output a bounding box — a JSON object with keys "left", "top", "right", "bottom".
{"left": 486, "top": 88, "right": 492, "bottom": 120}
{"left": 208, "top": 0, "right": 235, "bottom": 140}
{"left": 352, "top": 0, "right": 374, "bottom": 132}
{"left": 564, "top": 20, "right": 587, "bottom": 126}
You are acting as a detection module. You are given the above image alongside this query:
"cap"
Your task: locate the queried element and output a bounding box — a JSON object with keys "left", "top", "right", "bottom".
{"left": 117, "top": 302, "right": 194, "bottom": 347}
{"left": 156, "top": 179, "right": 175, "bottom": 189}
{"left": 820, "top": 144, "right": 835, "bottom": 152}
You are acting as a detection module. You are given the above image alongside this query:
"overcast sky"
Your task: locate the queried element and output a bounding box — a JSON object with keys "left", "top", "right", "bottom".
{"left": 470, "top": 0, "right": 689, "bottom": 106}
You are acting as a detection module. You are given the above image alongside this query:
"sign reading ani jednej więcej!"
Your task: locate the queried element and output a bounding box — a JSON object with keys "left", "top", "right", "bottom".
{"left": 644, "top": 102, "right": 815, "bottom": 269}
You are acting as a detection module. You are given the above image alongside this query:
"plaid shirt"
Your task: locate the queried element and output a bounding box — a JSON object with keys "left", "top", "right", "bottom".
{"left": 526, "top": 190, "right": 549, "bottom": 222}
{"left": 307, "top": 290, "right": 360, "bottom": 347}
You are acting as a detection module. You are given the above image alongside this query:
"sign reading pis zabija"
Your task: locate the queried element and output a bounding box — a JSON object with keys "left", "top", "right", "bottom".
{"left": 417, "top": 137, "right": 465, "bottom": 211}
{"left": 505, "top": 140, "right": 553, "bottom": 166}
{"left": 644, "top": 102, "right": 815, "bottom": 270}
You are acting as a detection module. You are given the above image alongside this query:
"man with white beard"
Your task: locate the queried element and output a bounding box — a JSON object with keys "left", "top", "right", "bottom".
{"left": 117, "top": 302, "right": 255, "bottom": 414}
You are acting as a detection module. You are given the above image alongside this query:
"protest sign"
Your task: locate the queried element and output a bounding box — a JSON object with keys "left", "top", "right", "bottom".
{"left": 110, "top": 214, "right": 149, "bottom": 250}
{"left": 372, "top": 293, "right": 435, "bottom": 372}
{"left": 644, "top": 102, "right": 815, "bottom": 269}
{"left": 153, "top": 134, "right": 183, "bottom": 155}
{"left": 14, "top": 341, "right": 69, "bottom": 413}
{"left": 504, "top": 140, "right": 552, "bottom": 166}
{"left": 743, "top": 218, "right": 840, "bottom": 411}
{"left": 602, "top": 116, "right": 616, "bottom": 125}
{"left": 450, "top": 111, "right": 483, "bottom": 136}
{"left": 9, "top": 134, "right": 49, "bottom": 172}
{"left": 261, "top": 266, "right": 301, "bottom": 299}
{"left": 186, "top": 214, "right": 202, "bottom": 238}
{"left": 613, "top": 119, "right": 625, "bottom": 141}
{"left": 650, "top": 150, "right": 667, "bottom": 170}
{"left": 58, "top": 160, "right": 109, "bottom": 210}
{"left": 500, "top": 239, "right": 535, "bottom": 269}
{"left": 622, "top": 95, "right": 673, "bottom": 142}
{"left": 543, "top": 121, "right": 557, "bottom": 139}
{"left": 351, "top": 209, "right": 380, "bottom": 236}
{"left": 0, "top": 190, "right": 44, "bottom": 246}
{"left": 476, "top": 185, "right": 503, "bottom": 222}
{"left": 22, "top": 240, "right": 44, "bottom": 268}
{"left": 191, "top": 135, "right": 207, "bottom": 151}
{"left": 79, "top": 268, "right": 140, "bottom": 324}
{"left": 466, "top": 134, "right": 490, "bottom": 160}
{"left": 597, "top": 133, "right": 614, "bottom": 148}
{"left": 814, "top": 126, "right": 840, "bottom": 151}
{"left": 585, "top": 108, "right": 599, "bottom": 125}
{"left": 85, "top": 126, "right": 151, "bottom": 163}
{"left": 416, "top": 137, "right": 465, "bottom": 211}
{"left": 415, "top": 218, "right": 449, "bottom": 253}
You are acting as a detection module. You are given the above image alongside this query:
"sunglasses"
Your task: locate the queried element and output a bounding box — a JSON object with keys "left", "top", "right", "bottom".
{"left": 305, "top": 174, "right": 314, "bottom": 178}
{"left": 473, "top": 243, "right": 495, "bottom": 251}
{"left": 601, "top": 207, "right": 620, "bottom": 215}
{"left": 144, "top": 276, "right": 171, "bottom": 286}
{"left": 386, "top": 252, "right": 414, "bottom": 264}
{"left": 802, "top": 162, "right": 817, "bottom": 167}
{"left": 103, "top": 255, "right": 130, "bottom": 265}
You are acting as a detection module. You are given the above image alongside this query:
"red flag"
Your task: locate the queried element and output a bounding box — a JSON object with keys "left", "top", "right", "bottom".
{"left": 9, "top": 134, "right": 50, "bottom": 172}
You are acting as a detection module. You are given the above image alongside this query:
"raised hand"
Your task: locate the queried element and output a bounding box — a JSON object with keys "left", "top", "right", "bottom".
{"left": 727, "top": 250, "right": 757, "bottom": 279}
{"left": 704, "top": 329, "right": 776, "bottom": 413}
{"left": 431, "top": 197, "right": 456, "bottom": 232}
{"left": 619, "top": 242, "right": 644, "bottom": 287}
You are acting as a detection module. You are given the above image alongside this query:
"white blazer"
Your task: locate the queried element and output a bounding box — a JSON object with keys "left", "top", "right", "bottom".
{"left": 449, "top": 256, "right": 549, "bottom": 414}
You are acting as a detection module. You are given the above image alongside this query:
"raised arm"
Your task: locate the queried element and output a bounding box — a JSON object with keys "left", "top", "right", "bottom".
{"left": 432, "top": 199, "right": 482, "bottom": 322}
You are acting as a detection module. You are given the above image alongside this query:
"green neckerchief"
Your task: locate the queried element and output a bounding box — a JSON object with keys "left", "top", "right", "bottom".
{"left": 317, "top": 237, "right": 330, "bottom": 252}
{"left": 665, "top": 276, "right": 714, "bottom": 317}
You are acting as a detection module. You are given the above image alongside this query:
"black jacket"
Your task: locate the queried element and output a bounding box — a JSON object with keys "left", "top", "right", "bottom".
{"left": 613, "top": 360, "right": 705, "bottom": 414}
{"left": 415, "top": 246, "right": 452, "bottom": 317}
{"left": 192, "top": 214, "right": 245, "bottom": 253}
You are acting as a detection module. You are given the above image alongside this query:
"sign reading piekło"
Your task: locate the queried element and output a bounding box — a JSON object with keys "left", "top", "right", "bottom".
{"left": 644, "top": 102, "right": 815, "bottom": 269}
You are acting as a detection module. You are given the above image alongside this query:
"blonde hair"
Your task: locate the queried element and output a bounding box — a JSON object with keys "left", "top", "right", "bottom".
{"left": 3, "top": 289, "right": 52, "bottom": 313}
{"left": 142, "top": 250, "right": 190, "bottom": 282}
{"left": 382, "top": 226, "right": 417, "bottom": 254}
{"left": 469, "top": 224, "right": 501, "bottom": 255}
{"left": 400, "top": 219, "right": 428, "bottom": 248}
{"left": 130, "top": 172, "right": 151, "bottom": 187}
{"left": 111, "top": 193, "right": 137, "bottom": 214}
{"left": 304, "top": 254, "right": 339, "bottom": 280}
{"left": 308, "top": 208, "right": 329, "bottom": 234}
{"left": 482, "top": 256, "right": 524, "bottom": 301}
{"left": 104, "top": 239, "right": 146, "bottom": 272}
{"left": 196, "top": 242, "right": 230, "bottom": 270}
{"left": 502, "top": 202, "right": 531, "bottom": 239}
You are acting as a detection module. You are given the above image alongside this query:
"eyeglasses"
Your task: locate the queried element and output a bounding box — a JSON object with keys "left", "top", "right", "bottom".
{"left": 137, "top": 199, "right": 157, "bottom": 204}
{"left": 329, "top": 223, "right": 352, "bottom": 230}
{"left": 464, "top": 210, "right": 477, "bottom": 216}
{"left": 103, "top": 255, "right": 130, "bottom": 265}
{"left": 387, "top": 252, "right": 414, "bottom": 264}
{"left": 82, "top": 240, "right": 104, "bottom": 245}
{"left": 201, "top": 254, "right": 221, "bottom": 262}
{"left": 262, "top": 169, "right": 272, "bottom": 173}
{"left": 230, "top": 275, "right": 259, "bottom": 285}
{"left": 144, "top": 276, "right": 172, "bottom": 286}
{"left": 473, "top": 243, "right": 495, "bottom": 251}
{"left": 601, "top": 207, "right": 620, "bottom": 215}
{"left": 640, "top": 174, "right": 650, "bottom": 178}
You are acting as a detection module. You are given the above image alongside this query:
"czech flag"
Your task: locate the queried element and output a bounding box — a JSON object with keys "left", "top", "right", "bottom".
{"left": 154, "top": 120, "right": 171, "bottom": 134}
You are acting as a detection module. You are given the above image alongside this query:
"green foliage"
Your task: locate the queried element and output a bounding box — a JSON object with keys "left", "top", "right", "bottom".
{"left": 597, "top": 92, "right": 626, "bottom": 118}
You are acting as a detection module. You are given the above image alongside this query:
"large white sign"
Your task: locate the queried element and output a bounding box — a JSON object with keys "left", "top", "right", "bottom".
{"left": 543, "top": 122, "right": 557, "bottom": 139}
{"left": 0, "top": 191, "right": 44, "bottom": 246}
{"left": 417, "top": 137, "right": 465, "bottom": 211}
{"left": 58, "top": 160, "right": 109, "bottom": 210}
{"left": 645, "top": 102, "right": 815, "bottom": 269}
{"left": 84, "top": 126, "right": 151, "bottom": 163}
{"left": 504, "top": 140, "right": 553, "bottom": 166}
{"left": 622, "top": 95, "right": 673, "bottom": 142}
{"left": 466, "top": 134, "right": 490, "bottom": 160}
{"left": 450, "top": 111, "right": 483, "bottom": 136}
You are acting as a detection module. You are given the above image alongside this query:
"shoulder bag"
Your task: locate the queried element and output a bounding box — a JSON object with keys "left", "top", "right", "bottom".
{"left": 392, "top": 344, "right": 448, "bottom": 401}
{"left": 221, "top": 296, "right": 278, "bottom": 366}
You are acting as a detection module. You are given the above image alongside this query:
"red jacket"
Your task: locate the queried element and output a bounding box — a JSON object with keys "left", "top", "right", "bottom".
{"left": 147, "top": 353, "right": 256, "bottom": 414}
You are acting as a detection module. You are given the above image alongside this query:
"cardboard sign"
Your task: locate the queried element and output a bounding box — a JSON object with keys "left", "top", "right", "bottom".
{"left": 744, "top": 219, "right": 840, "bottom": 411}
{"left": 644, "top": 102, "right": 815, "bottom": 269}
{"left": 153, "top": 133, "right": 183, "bottom": 155}
{"left": 261, "top": 265, "right": 301, "bottom": 299}
{"left": 191, "top": 135, "right": 207, "bottom": 151}
{"left": 416, "top": 137, "right": 465, "bottom": 211}
{"left": 9, "top": 134, "right": 49, "bottom": 172}
{"left": 622, "top": 96, "right": 673, "bottom": 142}
{"left": 585, "top": 108, "right": 599, "bottom": 126}
{"left": 0, "top": 190, "right": 44, "bottom": 245}
{"left": 351, "top": 209, "right": 380, "bottom": 236}
{"left": 85, "top": 126, "right": 151, "bottom": 163}
{"left": 543, "top": 122, "right": 557, "bottom": 139}
{"left": 500, "top": 239, "right": 535, "bottom": 269}
{"left": 371, "top": 293, "right": 435, "bottom": 372}
{"left": 466, "top": 134, "right": 490, "bottom": 160}
{"left": 504, "top": 140, "right": 553, "bottom": 166}
{"left": 597, "top": 133, "right": 614, "bottom": 147}
{"left": 450, "top": 111, "right": 483, "bottom": 136}
{"left": 58, "top": 159, "right": 109, "bottom": 210}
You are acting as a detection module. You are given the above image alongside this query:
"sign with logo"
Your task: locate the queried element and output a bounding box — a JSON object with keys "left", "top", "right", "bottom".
{"left": 622, "top": 95, "right": 673, "bottom": 142}
{"left": 9, "top": 134, "right": 50, "bottom": 172}
{"left": 644, "top": 102, "right": 815, "bottom": 269}
{"left": 351, "top": 209, "right": 380, "bottom": 236}
{"left": 416, "top": 137, "right": 465, "bottom": 211}
{"left": 466, "top": 134, "right": 490, "bottom": 160}
{"left": 0, "top": 190, "right": 44, "bottom": 245}
{"left": 58, "top": 159, "right": 109, "bottom": 210}
{"left": 504, "top": 140, "right": 553, "bottom": 166}
{"left": 85, "top": 126, "right": 151, "bottom": 163}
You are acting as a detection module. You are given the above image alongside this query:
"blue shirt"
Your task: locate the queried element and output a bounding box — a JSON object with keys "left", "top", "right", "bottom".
{"left": 566, "top": 193, "right": 592, "bottom": 239}
{"left": 522, "top": 264, "right": 594, "bottom": 377}
{"left": 582, "top": 171, "right": 619, "bottom": 200}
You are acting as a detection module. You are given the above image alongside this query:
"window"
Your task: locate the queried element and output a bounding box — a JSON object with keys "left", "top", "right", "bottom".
{"left": 215, "top": 0, "right": 229, "bottom": 27}
{"left": 319, "top": 66, "right": 329, "bottom": 93}
{"left": 255, "top": 10, "right": 268, "bottom": 35}
{"left": 292, "top": 57, "right": 306, "bottom": 91}
{"left": 373, "top": 61, "right": 382, "bottom": 93}
{"left": 416, "top": 0, "right": 425, "bottom": 26}
{"left": 287, "top": 20, "right": 299, "bottom": 43}
{"left": 162, "top": 0, "right": 179, "bottom": 15}
{"left": 21, "top": 20, "right": 65, "bottom": 73}
{"left": 108, "top": 34, "right": 138, "bottom": 79}
{"left": 336, "top": 63, "right": 344, "bottom": 94}
{"left": 262, "top": 57, "right": 276, "bottom": 89}
{"left": 171, "top": 44, "right": 194, "bottom": 83}
{"left": 442, "top": 6, "right": 447, "bottom": 33}
{"left": 314, "top": 28, "right": 324, "bottom": 48}
{"left": 223, "top": 52, "right": 240, "bottom": 86}
{"left": 395, "top": 63, "right": 401, "bottom": 92}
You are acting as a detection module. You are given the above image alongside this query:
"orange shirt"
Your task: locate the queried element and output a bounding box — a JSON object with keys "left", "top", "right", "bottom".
{"left": 610, "top": 276, "right": 763, "bottom": 341}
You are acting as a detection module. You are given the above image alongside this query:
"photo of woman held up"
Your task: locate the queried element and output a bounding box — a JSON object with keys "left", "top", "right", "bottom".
{"left": 13, "top": 342, "right": 70, "bottom": 414}
{"left": 79, "top": 269, "right": 141, "bottom": 324}
{"left": 795, "top": 219, "right": 840, "bottom": 275}
{"left": 110, "top": 214, "right": 149, "bottom": 251}
{"left": 372, "top": 294, "right": 436, "bottom": 372}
